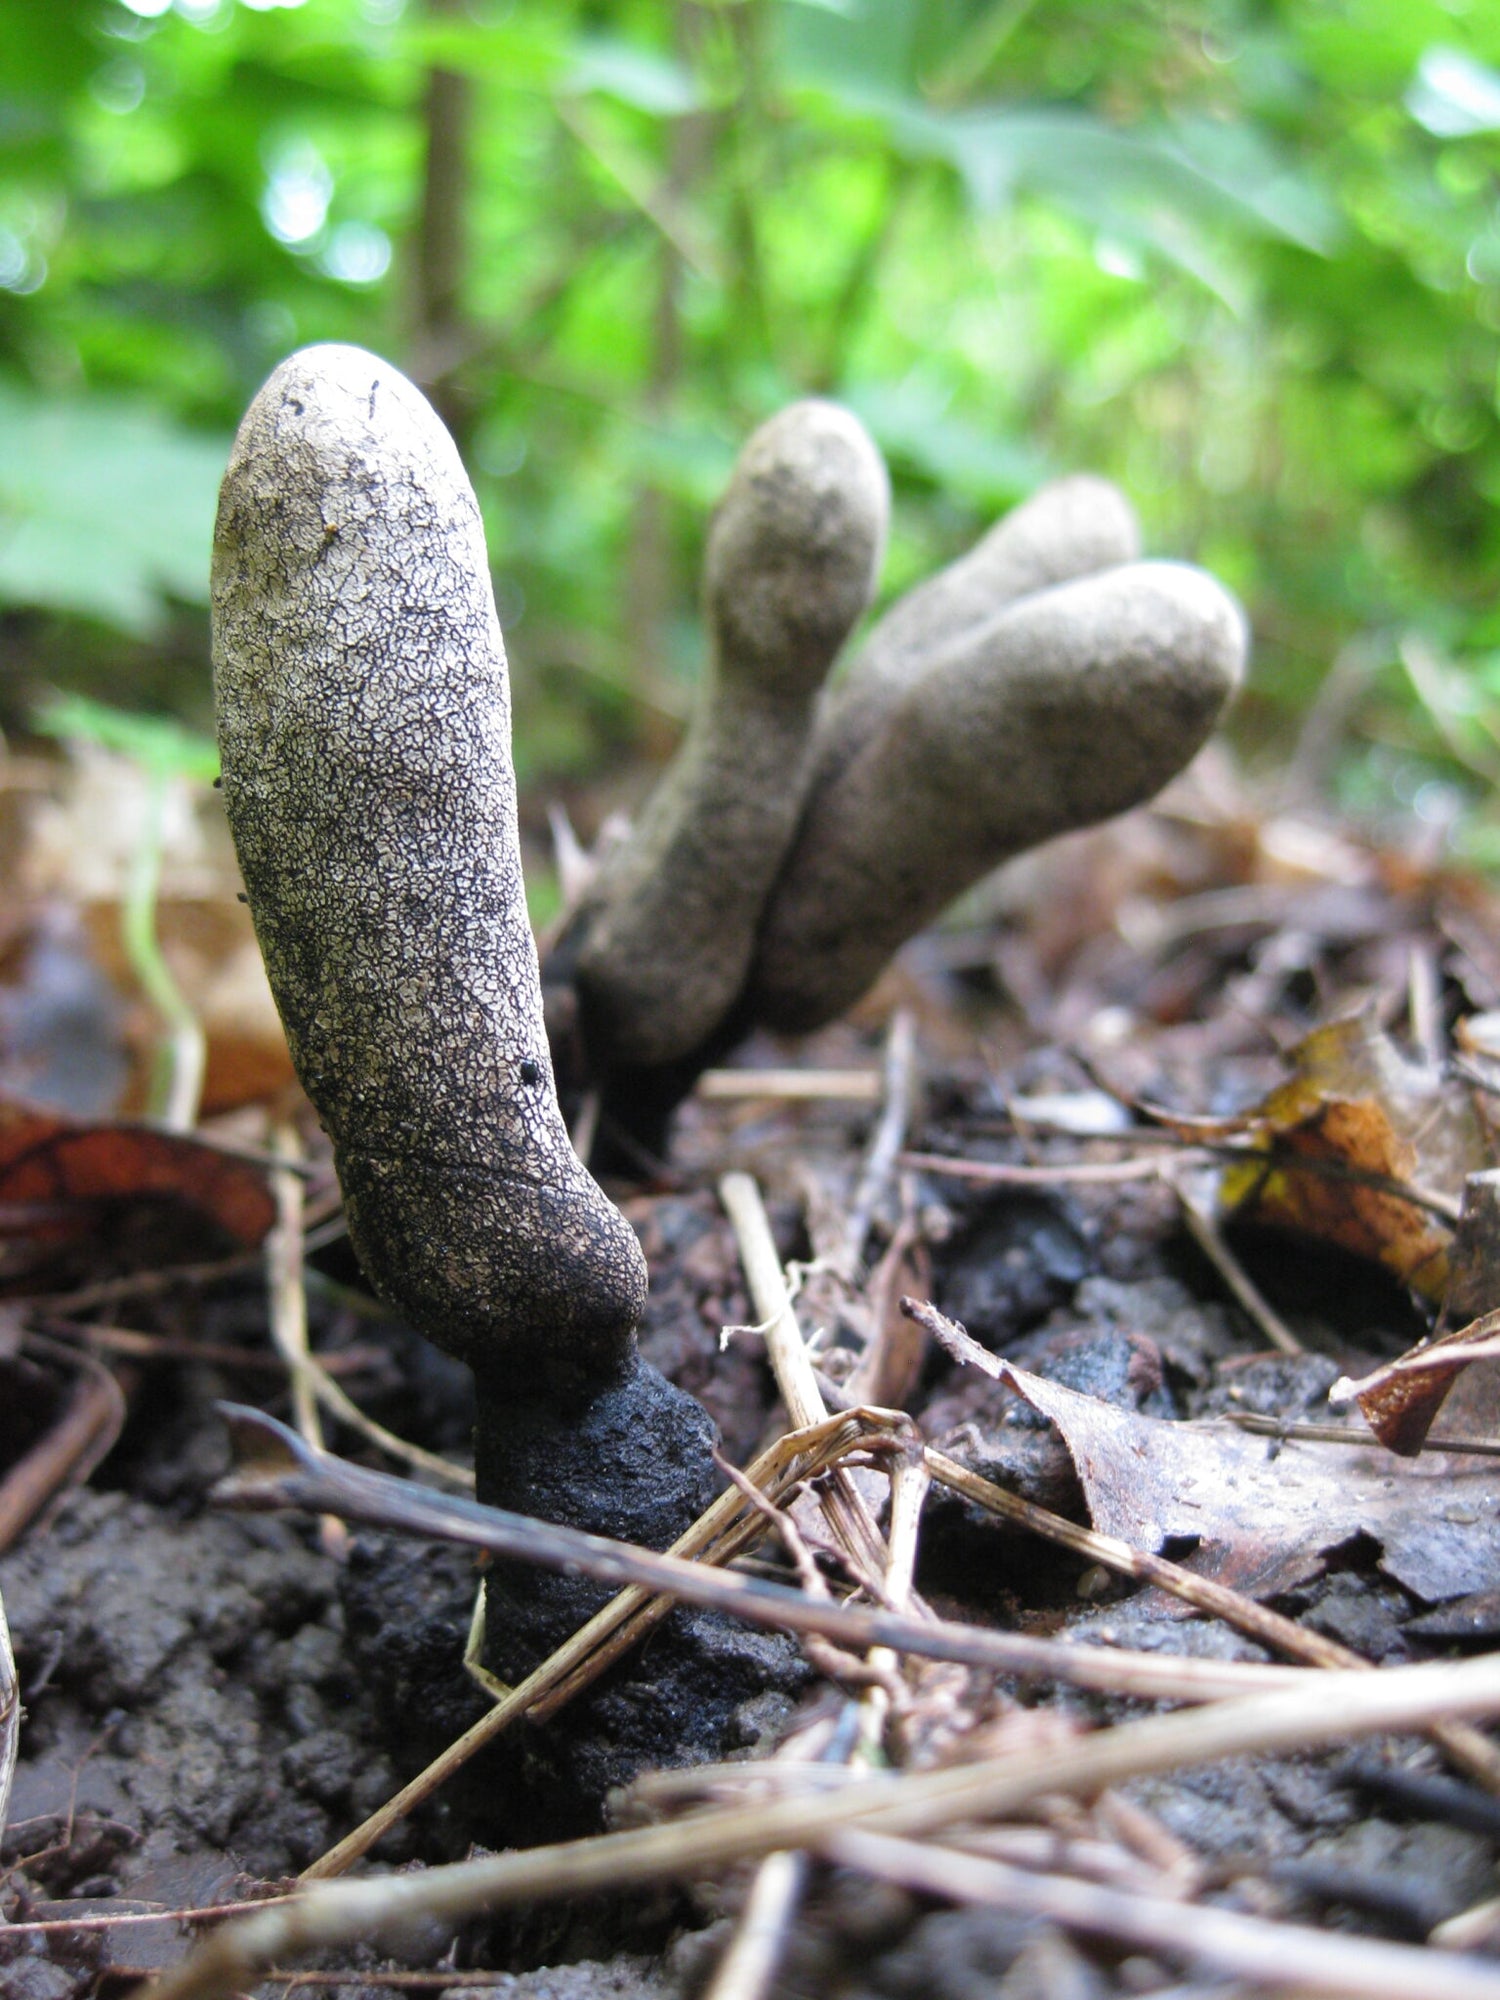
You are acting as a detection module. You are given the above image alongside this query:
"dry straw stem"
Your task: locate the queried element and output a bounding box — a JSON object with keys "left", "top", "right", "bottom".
{"left": 696, "top": 1067, "right": 883, "bottom": 1101}
{"left": 718, "top": 1167, "right": 898, "bottom": 1584}
{"left": 706, "top": 1154, "right": 928, "bottom": 2000}
{"left": 132, "top": 1653, "right": 1500, "bottom": 2000}
{"left": 213, "top": 342, "right": 645, "bottom": 1380}
{"left": 572, "top": 399, "right": 888, "bottom": 1069}
{"left": 266, "top": 1122, "right": 348, "bottom": 1558}
{"left": 700, "top": 1847, "right": 809, "bottom": 2000}
{"left": 302, "top": 1407, "right": 892, "bottom": 1879}
{"left": 829, "top": 1828, "right": 1500, "bottom": 2000}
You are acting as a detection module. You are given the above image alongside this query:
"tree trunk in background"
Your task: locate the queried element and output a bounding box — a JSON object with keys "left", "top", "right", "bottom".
{"left": 625, "top": 3, "right": 710, "bottom": 760}
{"left": 412, "top": 0, "right": 475, "bottom": 445}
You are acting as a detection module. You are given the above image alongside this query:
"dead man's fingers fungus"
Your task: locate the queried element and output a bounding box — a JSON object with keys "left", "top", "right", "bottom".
{"left": 747, "top": 558, "right": 1248, "bottom": 1034}
{"left": 212, "top": 343, "right": 645, "bottom": 1386}
{"left": 569, "top": 398, "right": 889, "bottom": 1071}
{"left": 813, "top": 471, "right": 1142, "bottom": 785}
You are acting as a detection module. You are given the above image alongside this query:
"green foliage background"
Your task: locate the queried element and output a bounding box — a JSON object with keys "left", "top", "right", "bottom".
{"left": 4, "top": 0, "right": 1500, "bottom": 844}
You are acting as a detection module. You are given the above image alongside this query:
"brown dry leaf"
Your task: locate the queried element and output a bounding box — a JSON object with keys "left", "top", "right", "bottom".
{"left": 927, "top": 1309, "right": 1500, "bottom": 1604}
{"left": 1329, "top": 1168, "right": 1500, "bottom": 1456}
{"left": 1219, "top": 1010, "right": 1488, "bottom": 1299}
{"left": 1334, "top": 1308, "right": 1500, "bottom": 1458}
{"left": 1004, "top": 1358, "right": 1500, "bottom": 1604}
{"left": 0, "top": 1095, "right": 276, "bottom": 1255}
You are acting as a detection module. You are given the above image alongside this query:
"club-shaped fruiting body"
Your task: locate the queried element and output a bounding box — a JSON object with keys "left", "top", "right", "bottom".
{"left": 542, "top": 452, "right": 1240, "bottom": 1133}
{"left": 812, "top": 471, "right": 1143, "bottom": 789}
{"left": 746, "top": 558, "right": 1247, "bottom": 1032}
{"left": 212, "top": 343, "right": 646, "bottom": 1384}
{"left": 568, "top": 399, "right": 889, "bottom": 1071}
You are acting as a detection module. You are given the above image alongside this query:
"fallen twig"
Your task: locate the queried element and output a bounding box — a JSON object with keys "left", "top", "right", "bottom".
{"left": 827, "top": 1827, "right": 1500, "bottom": 2000}
{"left": 0, "top": 1334, "right": 126, "bottom": 1552}
{"left": 130, "top": 1653, "right": 1500, "bottom": 2000}
{"left": 267, "top": 1123, "right": 342, "bottom": 1557}
{"left": 1226, "top": 1411, "right": 1500, "bottom": 1459}
{"left": 899, "top": 1147, "right": 1189, "bottom": 1187}
{"left": 843, "top": 1009, "right": 918, "bottom": 1272}
{"left": 697, "top": 1068, "right": 882, "bottom": 1102}
{"left": 1174, "top": 1173, "right": 1305, "bottom": 1356}
{"left": 899, "top": 1144, "right": 1464, "bottom": 1225}
{"left": 213, "top": 1404, "right": 1305, "bottom": 1705}
{"left": 302, "top": 1407, "right": 890, "bottom": 1878}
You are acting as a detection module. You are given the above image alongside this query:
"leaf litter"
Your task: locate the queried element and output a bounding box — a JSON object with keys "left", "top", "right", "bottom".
{"left": 0, "top": 740, "right": 1498, "bottom": 1996}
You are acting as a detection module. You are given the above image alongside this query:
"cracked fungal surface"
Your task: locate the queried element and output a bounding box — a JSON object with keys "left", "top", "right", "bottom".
{"left": 569, "top": 399, "right": 889, "bottom": 1072}
{"left": 747, "top": 557, "right": 1247, "bottom": 1032}
{"left": 213, "top": 343, "right": 645, "bottom": 1384}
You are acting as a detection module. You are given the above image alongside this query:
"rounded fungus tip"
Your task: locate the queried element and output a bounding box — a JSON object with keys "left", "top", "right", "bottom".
{"left": 213, "top": 343, "right": 646, "bottom": 1381}
{"left": 568, "top": 398, "right": 890, "bottom": 1072}
{"left": 746, "top": 557, "right": 1248, "bottom": 1034}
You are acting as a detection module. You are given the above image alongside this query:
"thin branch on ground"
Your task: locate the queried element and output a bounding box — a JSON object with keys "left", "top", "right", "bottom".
{"left": 0, "top": 1333, "right": 126, "bottom": 1552}
{"left": 1226, "top": 1411, "right": 1500, "bottom": 1458}
{"left": 129, "top": 1653, "right": 1500, "bottom": 2000}
{"left": 1173, "top": 1173, "right": 1305, "bottom": 1355}
{"left": 299, "top": 1408, "right": 913, "bottom": 1879}
{"left": 826, "top": 1828, "right": 1500, "bottom": 2000}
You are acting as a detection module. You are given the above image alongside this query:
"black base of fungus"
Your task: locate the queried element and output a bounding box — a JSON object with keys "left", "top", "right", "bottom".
{"left": 473, "top": 1348, "right": 814, "bottom": 1829}
{"left": 474, "top": 1346, "right": 718, "bottom": 1666}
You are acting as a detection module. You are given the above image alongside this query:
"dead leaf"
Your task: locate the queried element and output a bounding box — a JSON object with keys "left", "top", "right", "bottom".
{"left": 1219, "top": 1011, "right": 1488, "bottom": 1300}
{"left": 0, "top": 1096, "right": 276, "bottom": 1257}
{"left": 1334, "top": 1308, "right": 1500, "bottom": 1458}
{"left": 912, "top": 1299, "right": 1500, "bottom": 1604}
{"left": 1321, "top": 1168, "right": 1500, "bottom": 1454}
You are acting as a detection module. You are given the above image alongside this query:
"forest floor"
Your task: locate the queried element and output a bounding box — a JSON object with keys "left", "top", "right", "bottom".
{"left": 0, "top": 741, "right": 1498, "bottom": 1999}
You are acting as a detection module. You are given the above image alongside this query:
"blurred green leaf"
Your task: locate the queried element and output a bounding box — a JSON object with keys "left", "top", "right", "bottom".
{"left": 565, "top": 36, "right": 705, "bottom": 116}
{"left": 0, "top": 380, "right": 228, "bottom": 633}
{"left": 0, "top": 0, "right": 1496, "bottom": 840}
{"left": 1408, "top": 46, "right": 1500, "bottom": 137}
{"left": 32, "top": 689, "right": 219, "bottom": 782}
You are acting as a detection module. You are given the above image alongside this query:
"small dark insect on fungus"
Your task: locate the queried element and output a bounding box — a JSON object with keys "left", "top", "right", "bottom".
{"left": 213, "top": 346, "right": 720, "bottom": 1721}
